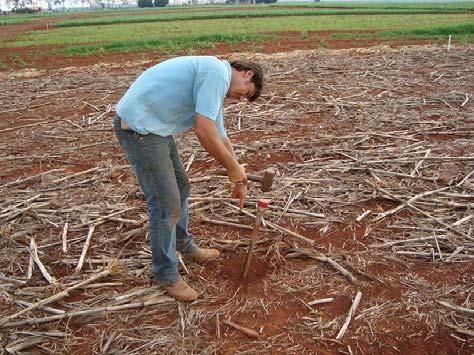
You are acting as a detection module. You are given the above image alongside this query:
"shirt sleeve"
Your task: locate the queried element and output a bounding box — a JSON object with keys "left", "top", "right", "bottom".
{"left": 215, "top": 109, "right": 227, "bottom": 138}
{"left": 194, "top": 72, "right": 228, "bottom": 123}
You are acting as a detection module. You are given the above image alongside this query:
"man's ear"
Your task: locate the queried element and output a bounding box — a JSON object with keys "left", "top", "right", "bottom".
{"left": 244, "top": 70, "right": 254, "bottom": 81}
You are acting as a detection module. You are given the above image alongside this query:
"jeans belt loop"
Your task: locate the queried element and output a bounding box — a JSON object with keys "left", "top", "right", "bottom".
{"left": 120, "top": 117, "right": 130, "bottom": 131}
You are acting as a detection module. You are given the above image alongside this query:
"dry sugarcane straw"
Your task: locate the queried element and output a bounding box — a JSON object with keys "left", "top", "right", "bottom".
{"left": 1, "top": 44, "right": 473, "bottom": 352}
{"left": 27, "top": 240, "right": 35, "bottom": 280}
{"left": 199, "top": 216, "right": 253, "bottom": 230}
{"left": 356, "top": 209, "right": 372, "bottom": 222}
{"left": 224, "top": 202, "right": 316, "bottom": 246}
{"left": 336, "top": 290, "right": 362, "bottom": 340}
{"left": 177, "top": 252, "right": 190, "bottom": 274}
{"left": 14, "top": 300, "right": 65, "bottom": 315}
{"left": 444, "top": 323, "right": 474, "bottom": 337}
{"left": 74, "top": 206, "right": 137, "bottom": 229}
{"left": 5, "top": 337, "right": 46, "bottom": 353}
{"left": 0, "top": 274, "right": 26, "bottom": 285}
{"left": 0, "top": 168, "right": 63, "bottom": 188}
{"left": 437, "top": 300, "right": 474, "bottom": 314}
{"left": 0, "top": 259, "right": 124, "bottom": 327}
{"left": 2, "top": 296, "right": 175, "bottom": 328}
{"left": 75, "top": 224, "right": 96, "bottom": 272}
{"left": 308, "top": 297, "right": 334, "bottom": 306}
{"left": 0, "top": 193, "right": 42, "bottom": 216}
{"left": 61, "top": 222, "right": 68, "bottom": 253}
{"left": 375, "top": 184, "right": 453, "bottom": 221}
{"left": 29, "top": 238, "right": 57, "bottom": 284}
{"left": 367, "top": 172, "right": 474, "bottom": 239}
{"left": 287, "top": 248, "right": 357, "bottom": 283}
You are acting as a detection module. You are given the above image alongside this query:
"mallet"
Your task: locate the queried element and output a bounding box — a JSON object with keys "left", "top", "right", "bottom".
{"left": 220, "top": 168, "right": 276, "bottom": 192}
{"left": 242, "top": 199, "right": 269, "bottom": 279}
{"left": 247, "top": 168, "right": 275, "bottom": 192}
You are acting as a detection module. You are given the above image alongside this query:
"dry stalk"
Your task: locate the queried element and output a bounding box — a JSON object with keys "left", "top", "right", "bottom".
{"left": 0, "top": 260, "right": 124, "bottom": 327}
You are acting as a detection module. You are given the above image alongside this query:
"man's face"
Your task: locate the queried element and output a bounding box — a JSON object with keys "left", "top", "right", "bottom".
{"left": 227, "top": 70, "right": 255, "bottom": 101}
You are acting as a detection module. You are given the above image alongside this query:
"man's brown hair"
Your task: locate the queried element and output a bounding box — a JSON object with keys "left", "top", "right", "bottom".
{"left": 230, "top": 60, "right": 264, "bottom": 102}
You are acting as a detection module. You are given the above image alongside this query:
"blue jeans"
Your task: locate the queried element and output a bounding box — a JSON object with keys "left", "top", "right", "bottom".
{"left": 114, "top": 116, "right": 197, "bottom": 284}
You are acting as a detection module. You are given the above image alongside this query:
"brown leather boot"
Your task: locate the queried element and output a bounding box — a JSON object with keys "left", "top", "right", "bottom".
{"left": 165, "top": 279, "right": 198, "bottom": 302}
{"left": 188, "top": 247, "right": 220, "bottom": 261}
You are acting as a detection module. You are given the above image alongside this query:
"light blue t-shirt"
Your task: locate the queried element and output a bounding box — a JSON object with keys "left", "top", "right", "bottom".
{"left": 116, "top": 56, "right": 231, "bottom": 137}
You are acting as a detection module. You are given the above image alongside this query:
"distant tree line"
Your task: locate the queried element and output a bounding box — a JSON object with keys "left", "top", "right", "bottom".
{"left": 137, "top": 0, "right": 168, "bottom": 7}
{"left": 10, "top": 6, "right": 42, "bottom": 12}
{"left": 225, "top": 0, "right": 278, "bottom": 3}
{"left": 137, "top": 0, "right": 276, "bottom": 7}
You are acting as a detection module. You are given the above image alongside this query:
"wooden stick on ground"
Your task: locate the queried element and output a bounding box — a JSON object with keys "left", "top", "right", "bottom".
{"left": 222, "top": 319, "right": 260, "bottom": 339}
{"left": 216, "top": 314, "right": 221, "bottom": 339}
{"left": 308, "top": 297, "right": 334, "bottom": 306}
{"left": 336, "top": 291, "right": 362, "bottom": 340}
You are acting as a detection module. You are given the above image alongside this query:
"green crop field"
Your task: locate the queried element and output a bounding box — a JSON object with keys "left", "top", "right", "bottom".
{"left": 1, "top": 2, "right": 473, "bottom": 58}
{"left": 52, "top": 7, "right": 470, "bottom": 27}
{"left": 274, "top": 1, "right": 474, "bottom": 9}
{"left": 1, "top": 17, "right": 31, "bottom": 25}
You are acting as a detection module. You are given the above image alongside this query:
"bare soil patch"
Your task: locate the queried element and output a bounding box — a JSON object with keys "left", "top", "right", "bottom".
{"left": 0, "top": 44, "right": 473, "bottom": 353}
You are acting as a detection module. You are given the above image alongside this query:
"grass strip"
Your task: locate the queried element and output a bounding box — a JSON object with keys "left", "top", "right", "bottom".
{"left": 383, "top": 22, "right": 474, "bottom": 38}
{"left": 272, "top": 2, "right": 474, "bottom": 10}
{"left": 332, "top": 23, "right": 474, "bottom": 42}
{"left": 54, "top": 8, "right": 468, "bottom": 27}
{"left": 62, "top": 33, "right": 270, "bottom": 56}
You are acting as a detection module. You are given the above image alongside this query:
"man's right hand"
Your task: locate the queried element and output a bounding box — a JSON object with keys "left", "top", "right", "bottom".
{"left": 233, "top": 182, "right": 248, "bottom": 209}
{"left": 227, "top": 164, "right": 247, "bottom": 184}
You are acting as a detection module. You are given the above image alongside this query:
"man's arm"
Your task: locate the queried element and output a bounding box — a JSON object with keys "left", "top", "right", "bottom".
{"left": 194, "top": 114, "right": 248, "bottom": 209}
{"left": 222, "top": 136, "right": 248, "bottom": 209}
{"left": 194, "top": 114, "right": 246, "bottom": 183}
{"left": 222, "top": 136, "right": 237, "bottom": 159}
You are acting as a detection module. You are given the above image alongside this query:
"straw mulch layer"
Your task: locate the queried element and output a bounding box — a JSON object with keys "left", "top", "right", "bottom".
{"left": 0, "top": 44, "right": 473, "bottom": 353}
